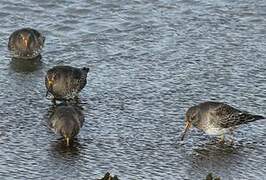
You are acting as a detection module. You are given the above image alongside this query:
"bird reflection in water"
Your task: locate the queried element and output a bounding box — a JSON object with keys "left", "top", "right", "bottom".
{"left": 10, "top": 55, "right": 42, "bottom": 73}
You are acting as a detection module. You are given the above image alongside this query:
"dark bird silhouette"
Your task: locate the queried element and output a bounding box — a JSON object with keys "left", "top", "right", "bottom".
{"left": 181, "top": 101, "right": 264, "bottom": 142}
{"left": 45, "top": 65, "right": 90, "bottom": 104}
{"left": 97, "top": 172, "right": 120, "bottom": 180}
{"left": 8, "top": 28, "right": 45, "bottom": 59}
{"left": 49, "top": 105, "right": 84, "bottom": 146}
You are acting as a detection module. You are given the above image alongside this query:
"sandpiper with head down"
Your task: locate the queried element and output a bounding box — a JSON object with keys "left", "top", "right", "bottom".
{"left": 45, "top": 65, "right": 90, "bottom": 104}
{"left": 49, "top": 105, "right": 84, "bottom": 146}
{"left": 181, "top": 101, "right": 264, "bottom": 142}
{"left": 8, "top": 28, "right": 45, "bottom": 59}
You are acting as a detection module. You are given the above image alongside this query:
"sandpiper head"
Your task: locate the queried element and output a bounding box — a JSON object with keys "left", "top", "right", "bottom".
{"left": 185, "top": 106, "right": 201, "bottom": 125}
{"left": 46, "top": 72, "right": 56, "bottom": 89}
{"left": 181, "top": 106, "right": 200, "bottom": 140}
{"left": 63, "top": 133, "right": 71, "bottom": 146}
{"left": 16, "top": 30, "right": 34, "bottom": 50}
{"left": 45, "top": 72, "right": 56, "bottom": 97}
{"left": 81, "top": 67, "right": 90, "bottom": 74}
{"left": 60, "top": 123, "right": 78, "bottom": 146}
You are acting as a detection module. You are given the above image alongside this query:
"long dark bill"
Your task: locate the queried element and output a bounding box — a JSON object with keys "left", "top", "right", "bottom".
{"left": 180, "top": 121, "right": 191, "bottom": 141}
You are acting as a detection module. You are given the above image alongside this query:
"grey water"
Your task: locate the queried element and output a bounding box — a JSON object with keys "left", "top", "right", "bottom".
{"left": 0, "top": 0, "right": 265, "bottom": 179}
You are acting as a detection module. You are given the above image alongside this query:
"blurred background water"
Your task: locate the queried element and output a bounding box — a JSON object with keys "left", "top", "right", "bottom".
{"left": 0, "top": 0, "right": 265, "bottom": 179}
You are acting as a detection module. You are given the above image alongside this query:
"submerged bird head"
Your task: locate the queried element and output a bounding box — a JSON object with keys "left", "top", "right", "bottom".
{"left": 181, "top": 106, "right": 201, "bottom": 140}
{"left": 81, "top": 67, "right": 90, "bottom": 74}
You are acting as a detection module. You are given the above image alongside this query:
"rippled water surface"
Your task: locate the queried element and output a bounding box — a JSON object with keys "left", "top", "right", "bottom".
{"left": 0, "top": 0, "right": 265, "bottom": 179}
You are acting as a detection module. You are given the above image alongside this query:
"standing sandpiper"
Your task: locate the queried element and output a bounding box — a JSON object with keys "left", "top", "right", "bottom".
{"left": 8, "top": 28, "right": 45, "bottom": 59}
{"left": 49, "top": 104, "right": 84, "bottom": 146}
{"left": 181, "top": 101, "right": 265, "bottom": 142}
{"left": 45, "top": 65, "right": 90, "bottom": 104}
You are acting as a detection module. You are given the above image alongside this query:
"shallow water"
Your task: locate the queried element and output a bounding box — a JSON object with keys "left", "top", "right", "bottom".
{"left": 0, "top": 0, "right": 265, "bottom": 179}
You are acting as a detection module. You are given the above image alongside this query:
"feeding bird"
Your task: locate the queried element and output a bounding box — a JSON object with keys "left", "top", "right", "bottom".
{"left": 49, "top": 105, "right": 84, "bottom": 146}
{"left": 181, "top": 101, "right": 264, "bottom": 142}
{"left": 45, "top": 65, "right": 90, "bottom": 104}
{"left": 8, "top": 28, "right": 45, "bottom": 59}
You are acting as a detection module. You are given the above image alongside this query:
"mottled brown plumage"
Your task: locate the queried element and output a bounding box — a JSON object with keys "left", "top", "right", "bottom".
{"left": 49, "top": 105, "right": 84, "bottom": 146}
{"left": 8, "top": 28, "right": 45, "bottom": 59}
{"left": 45, "top": 65, "right": 90, "bottom": 103}
{"left": 181, "top": 101, "right": 264, "bottom": 141}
